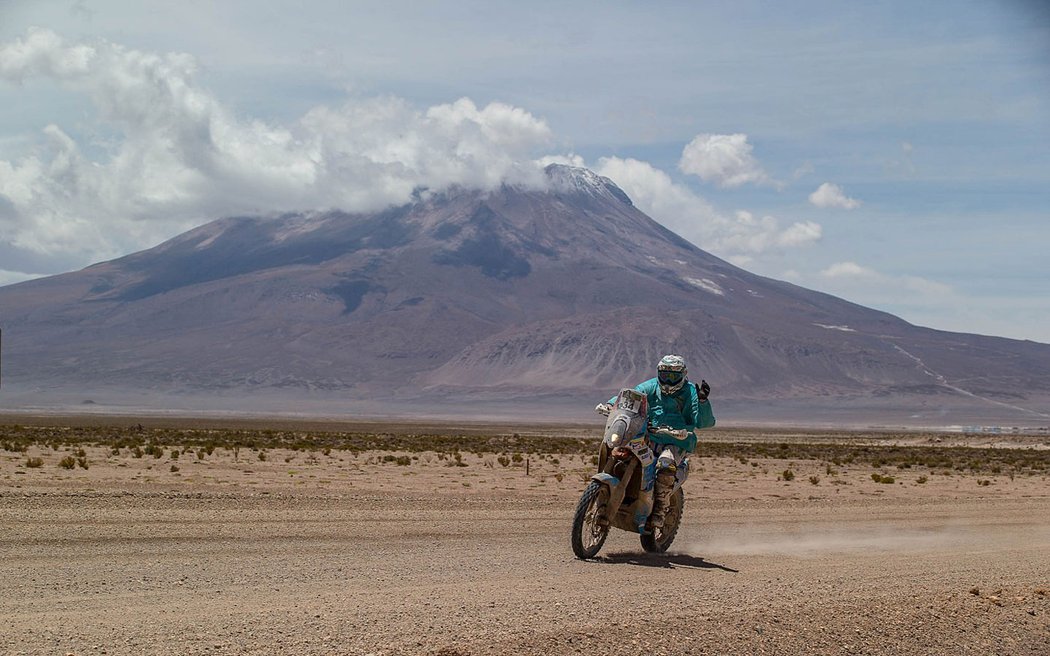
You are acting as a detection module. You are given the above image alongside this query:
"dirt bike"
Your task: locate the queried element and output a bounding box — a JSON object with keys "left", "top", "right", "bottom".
{"left": 570, "top": 388, "right": 689, "bottom": 559}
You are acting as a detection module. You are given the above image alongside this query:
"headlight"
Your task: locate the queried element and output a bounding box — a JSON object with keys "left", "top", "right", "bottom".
{"left": 606, "top": 419, "right": 628, "bottom": 446}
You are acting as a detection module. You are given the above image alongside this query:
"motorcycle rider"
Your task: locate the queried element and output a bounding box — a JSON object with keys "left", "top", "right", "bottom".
{"left": 597, "top": 355, "right": 715, "bottom": 530}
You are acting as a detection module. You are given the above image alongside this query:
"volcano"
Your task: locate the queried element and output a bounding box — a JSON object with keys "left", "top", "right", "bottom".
{"left": 2, "top": 165, "right": 1049, "bottom": 425}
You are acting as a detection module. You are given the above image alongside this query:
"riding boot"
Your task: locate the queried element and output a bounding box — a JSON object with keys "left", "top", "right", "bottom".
{"left": 649, "top": 469, "right": 676, "bottom": 529}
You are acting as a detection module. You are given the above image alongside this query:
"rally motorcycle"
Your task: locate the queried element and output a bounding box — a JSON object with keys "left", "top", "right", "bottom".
{"left": 570, "top": 388, "right": 689, "bottom": 559}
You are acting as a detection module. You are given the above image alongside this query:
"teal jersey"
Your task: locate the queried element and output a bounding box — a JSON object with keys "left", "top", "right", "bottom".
{"left": 609, "top": 378, "right": 715, "bottom": 452}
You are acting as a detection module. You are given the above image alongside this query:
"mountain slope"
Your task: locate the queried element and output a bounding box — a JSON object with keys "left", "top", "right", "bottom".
{"left": 2, "top": 165, "right": 1048, "bottom": 423}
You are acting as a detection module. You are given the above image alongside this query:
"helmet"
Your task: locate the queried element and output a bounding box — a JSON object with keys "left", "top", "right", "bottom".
{"left": 657, "top": 354, "right": 687, "bottom": 395}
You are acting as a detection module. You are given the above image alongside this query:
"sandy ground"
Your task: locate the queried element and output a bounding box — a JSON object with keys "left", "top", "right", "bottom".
{"left": 2, "top": 429, "right": 1049, "bottom": 655}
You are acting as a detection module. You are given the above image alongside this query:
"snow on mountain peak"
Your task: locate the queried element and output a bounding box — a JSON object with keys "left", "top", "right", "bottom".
{"left": 543, "top": 164, "right": 633, "bottom": 206}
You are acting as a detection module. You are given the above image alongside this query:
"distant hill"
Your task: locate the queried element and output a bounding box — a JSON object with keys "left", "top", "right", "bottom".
{"left": 2, "top": 165, "right": 1048, "bottom": 426}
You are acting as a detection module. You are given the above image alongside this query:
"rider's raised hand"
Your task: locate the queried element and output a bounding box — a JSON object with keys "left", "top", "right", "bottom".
{"left": 697, "top": 379, "right": 711, "bottom": 401}
{"left": 595, "top": 402, "right": 612, "bottom": 416}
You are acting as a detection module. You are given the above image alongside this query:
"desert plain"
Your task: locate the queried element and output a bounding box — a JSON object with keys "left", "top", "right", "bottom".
{"left": 1, "top": 416, "right": 1048, "bottom": 656}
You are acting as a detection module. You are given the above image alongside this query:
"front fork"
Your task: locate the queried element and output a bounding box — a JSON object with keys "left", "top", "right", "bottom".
{"left": 590, "top": 457, "right": 654, "bottom": 533}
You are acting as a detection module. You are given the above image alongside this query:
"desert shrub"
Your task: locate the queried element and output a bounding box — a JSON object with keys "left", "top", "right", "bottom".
{"left": 395, "top": 455, "right": 411, "bottom": 466}
{"left": 977, "top": 479, "right": 992, "bottom": 486}
{"left": 497, "top": 455, "right": 510, "bottom": 467}
{"left": 170, "top": 449, "right": 180, "bottom": 460}
{"left": 871, "top": 473, "right": 895, "bottom": 484}
{"left": 3, "top": 425, "right": 1048, "bottom": 476}
{"left": 781, "top": 469, "right": 795, "bottom": 481}
{"left": 808, "top": 475, "right": 820, "bottom": 485}
{"left": 132, "top": 446, "right": 144, "bottom": 458}
{"left": 170, "top": 465, "right": 180, "bottom": 473}
{"left": 382, "top": 454, "right": 397, "bottom": 463}
{"left": 77, "top": 456, "right": 89, "bottom": 469}
{"left": 58, "top": 456, "right": 76, "bottom": 469}
{"left": 916, "top": 475, "right": 928, "bottom": 484}
{"left": 258, "top": 451, "right": 267, "bottom": 462}
{"left": 26, "top": 457, "right": 43, "bottom": 468}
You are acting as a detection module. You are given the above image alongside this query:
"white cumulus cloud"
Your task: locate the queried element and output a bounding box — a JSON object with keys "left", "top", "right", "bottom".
{"left": 0, "top": 28, "right": 552, "bottom": 262}
{"left": 594, "top": 157, "right": 820, "bottom": 257}
{"left": 809, "top": 182, "right": 861, "bottom": 209}
{"left": 678, "top": 133, "right": 775, "bottom": 188}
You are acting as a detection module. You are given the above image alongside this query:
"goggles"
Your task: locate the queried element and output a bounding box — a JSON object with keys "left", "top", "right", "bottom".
{"left": 658, "top": 370, "right": 684, "bottom": 385}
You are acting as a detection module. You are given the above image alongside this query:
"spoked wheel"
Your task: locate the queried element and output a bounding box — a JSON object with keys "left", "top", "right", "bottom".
{"left": 641, "top": 488, "right": 685, "bottom": 553}
{"left": 571, "top": 480, "right": 610, "bottom": 559}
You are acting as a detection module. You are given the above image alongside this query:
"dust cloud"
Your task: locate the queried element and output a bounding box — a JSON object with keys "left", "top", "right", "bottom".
{"left": 688, "top": 524, "right": 1003, "bottom": 558}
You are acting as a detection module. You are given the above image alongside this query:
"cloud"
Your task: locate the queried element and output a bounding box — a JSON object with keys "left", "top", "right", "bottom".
{"left": 777, "top": 218, "right": 823, "bottom": 246}
{"left": 0, "top": 269, "right": 42, "bottom": 287}
{"left": 678, "top": 133, "right": 775, "bottom": 188}
{"left": 0, "top": 28, "right": 552, "bottom": 261}
{"left": 821, "top": 261, "right": 874, "bottom": 278}
{"left": 0, "top": 29, "right": 821, "bottom": 273}
{"left": 536, "top": 153, "right": 585, "bottom": 168}
{"left": 819, "top": 260, "right": 952, "bottom": 296}
{"left": 809, "top": 182, "right": 861, "bottom": 209}
{"left": 804, "top": 261, "right": 1050, "bottom": 342}
{"left": 594, "top": 157, "right": 820, "bottom": 257}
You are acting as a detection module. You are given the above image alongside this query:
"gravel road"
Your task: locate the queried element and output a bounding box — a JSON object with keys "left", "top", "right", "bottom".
{"left": 2, "top": 439, "right": 1048, "bottom": 655}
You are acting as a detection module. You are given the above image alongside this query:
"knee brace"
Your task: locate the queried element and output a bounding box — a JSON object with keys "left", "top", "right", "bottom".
{"left": 656, "top": 456, "right": 678, "bottom": 474}
{"left": 656, "top": 468, "right": 676, "bottom": 486}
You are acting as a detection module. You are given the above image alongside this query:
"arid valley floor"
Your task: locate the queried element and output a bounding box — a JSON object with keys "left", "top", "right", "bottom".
{"left": 1, "top": 417, "right": 1048, "bottom": 655}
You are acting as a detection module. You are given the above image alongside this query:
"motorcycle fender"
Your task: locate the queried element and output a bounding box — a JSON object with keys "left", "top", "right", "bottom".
{"left": 590, "top": 472, "right": 621, "bottom": 488}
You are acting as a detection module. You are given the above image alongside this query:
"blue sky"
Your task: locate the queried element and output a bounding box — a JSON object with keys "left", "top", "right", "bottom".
{"left": 1, "top": 0, "right": 1048, "bottom": 342}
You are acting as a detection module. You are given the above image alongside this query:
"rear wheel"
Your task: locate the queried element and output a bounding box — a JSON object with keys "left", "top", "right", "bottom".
{"left": 641, "top": 488, "right": 685, "bottom": 553}
{"left": 571, "top": 480, "right": 610, "bottom": 559}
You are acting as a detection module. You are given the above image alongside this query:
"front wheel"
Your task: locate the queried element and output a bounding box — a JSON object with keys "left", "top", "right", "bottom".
{"left": 571, "top": 480, "right": 610, "bottom": 559}
{"left": 641, "top": 488, "right": 685, "bottom": 553}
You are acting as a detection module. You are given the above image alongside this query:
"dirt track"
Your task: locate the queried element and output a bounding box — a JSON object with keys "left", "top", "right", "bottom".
{"left": 2, "top": 434, "right": 1049, "bottom": 655}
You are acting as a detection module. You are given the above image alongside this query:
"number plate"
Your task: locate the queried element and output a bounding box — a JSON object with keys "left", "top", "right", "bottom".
{"left": 616, "top": 389, "right": 644, "bottom": 413}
